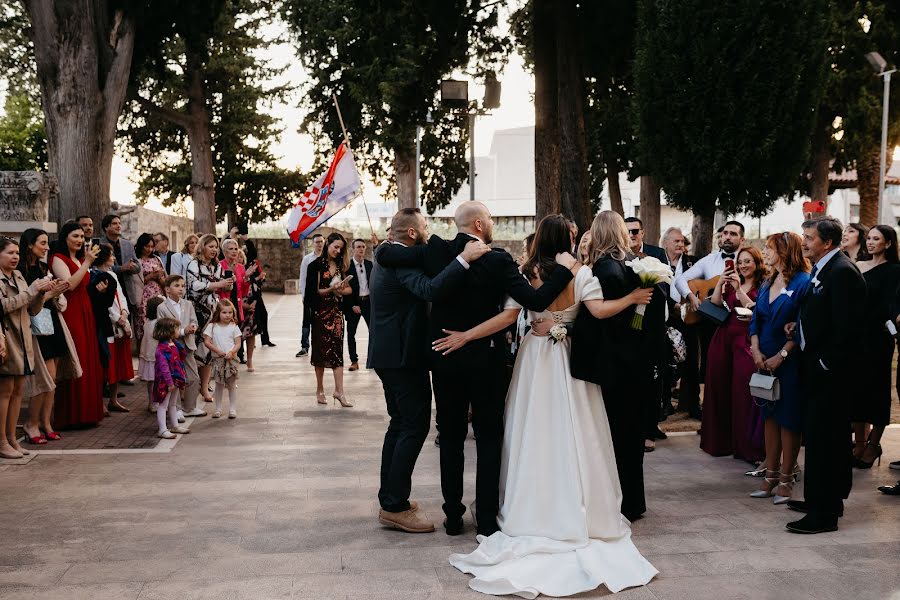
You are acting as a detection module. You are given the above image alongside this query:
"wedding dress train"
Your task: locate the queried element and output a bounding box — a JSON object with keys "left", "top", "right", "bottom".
{"left": 449, "top": 266, "right": 657, "bottom": 598}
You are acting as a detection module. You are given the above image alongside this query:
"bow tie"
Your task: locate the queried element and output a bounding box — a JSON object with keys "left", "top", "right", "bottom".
{"left": 721, "top": 252, "right": 736, "bottom": 260}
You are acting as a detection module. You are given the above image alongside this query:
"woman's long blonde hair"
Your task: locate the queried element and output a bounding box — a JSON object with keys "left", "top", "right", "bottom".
{"left": 194, "top": 234, "right": 219, "bottom": 263}
{"left": 588, "top": 211, "right": 631, "bottom": 263}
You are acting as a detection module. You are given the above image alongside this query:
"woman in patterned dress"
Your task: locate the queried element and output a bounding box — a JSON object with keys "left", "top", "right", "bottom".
{"left": 305, "top": 233, "right": 353, "bottom": 407}
{"left": 135, "top": 233, "right": 166, "bottom": 341}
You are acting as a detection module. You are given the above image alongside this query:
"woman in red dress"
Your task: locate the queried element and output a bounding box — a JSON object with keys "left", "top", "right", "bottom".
{"left": 700, "top": 246, "right": 766, "bottom": 463}
{"left": 50, "top": 222, "right": 106, "bottom": 429}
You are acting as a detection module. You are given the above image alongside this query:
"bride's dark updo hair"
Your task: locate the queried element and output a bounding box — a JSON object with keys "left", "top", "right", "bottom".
{"left": 522, "top": 214, "right": 572, "bottom": 281}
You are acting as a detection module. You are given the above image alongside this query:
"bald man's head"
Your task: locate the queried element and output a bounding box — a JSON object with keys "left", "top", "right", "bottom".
{"left": 454, "top": 201, "right": 494, "bottom": 244}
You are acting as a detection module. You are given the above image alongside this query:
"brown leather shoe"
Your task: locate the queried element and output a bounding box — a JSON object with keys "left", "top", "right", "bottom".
{"left": 378, "top": 507, "right": 435, "bottom": 533}
{"left": 348, "top": 362, "right": 359, "bottom": 371}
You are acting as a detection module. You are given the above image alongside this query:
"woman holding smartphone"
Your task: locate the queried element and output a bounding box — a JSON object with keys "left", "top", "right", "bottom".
{"left": 700, "top": 246, "right": 766, "bottom": 463}
{"left": 305, "top": 232, "right": 353, "bottom": 407}
{"left": 218, "top": 238, "right": 250, "bottom": 338}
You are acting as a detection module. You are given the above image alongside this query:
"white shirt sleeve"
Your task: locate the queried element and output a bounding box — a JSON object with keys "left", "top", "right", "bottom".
{"left": 299, "top": 254, "right": 311, "bottom": 296}
{"left": 675, "top": 254, "right": 712, "bottom": 298}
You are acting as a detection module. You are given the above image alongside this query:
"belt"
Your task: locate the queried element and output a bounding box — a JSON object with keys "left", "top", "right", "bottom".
{"left": 360, "top": 295, "right": 370, "bottom": 300}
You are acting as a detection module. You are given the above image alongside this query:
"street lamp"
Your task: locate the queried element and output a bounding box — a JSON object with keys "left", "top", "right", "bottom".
{"left": 440, "top": 75, "right": 502, "bottom": 202}
{"left": 866, "top": 51, "right": 896, "bottom": 225}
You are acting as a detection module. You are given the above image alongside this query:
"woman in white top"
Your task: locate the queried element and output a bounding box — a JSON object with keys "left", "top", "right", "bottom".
{"left": 170, "top": 234, "right": 199, "bottom": 280}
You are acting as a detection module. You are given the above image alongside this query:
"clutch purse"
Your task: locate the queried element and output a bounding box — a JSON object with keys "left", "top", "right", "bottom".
{"left": 750, "top": 371, "right": 781, "bottom": 401}
{"left": 666, "top": 327, "right": 687, "bottom": 364}
{"left": 697, "top": 299, "right": 730, "bottom": 326}
{"left": 30, "top": 307, "right": 55, "bottom": 336}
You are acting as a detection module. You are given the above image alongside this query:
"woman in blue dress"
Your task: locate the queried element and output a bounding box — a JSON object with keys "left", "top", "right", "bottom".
{"left": 748, "top": 232, "right": 811, "bottom": 505}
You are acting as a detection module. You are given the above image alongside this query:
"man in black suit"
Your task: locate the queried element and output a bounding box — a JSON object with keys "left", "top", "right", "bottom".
{"left": 377, "top": 202, "right": 575, "bottom": 537}
{"left": 660, "top": 227, "right": 699, "bottom": 417}
{"left": 369, "top": 208, "right": 490, "bottom": 534}
{"left": 785, "top": 216, "right": 865, "bottom": 534}
{"left": 625, "top": 217, "right": 667, "bottom": 262}
{"left": 345, "top": 238, "right": 374, "bottom": 371}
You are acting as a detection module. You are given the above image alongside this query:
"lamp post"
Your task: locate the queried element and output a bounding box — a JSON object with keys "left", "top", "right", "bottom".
{"left": 440, "top": 75, "right": 501, "bottom": 203}
{"left": 866, "top": 52, "right": 896, "bottom": 225}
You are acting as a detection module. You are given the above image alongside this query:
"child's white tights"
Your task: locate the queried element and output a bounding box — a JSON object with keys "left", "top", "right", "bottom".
{"left": 214, "top": 379, "right": 237, "bottom": 414}
{"left": 156, "top": 390, "right": 181, "bottom": 433}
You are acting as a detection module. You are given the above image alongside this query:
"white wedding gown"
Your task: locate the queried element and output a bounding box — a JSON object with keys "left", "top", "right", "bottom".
{"left": 449, "top": 266, "right": 658, "bottom": 598}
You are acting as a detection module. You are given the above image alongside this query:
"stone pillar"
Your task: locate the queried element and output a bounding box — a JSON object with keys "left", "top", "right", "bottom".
{"left": 0, "top": 171, "right": 59, "bottom": 237}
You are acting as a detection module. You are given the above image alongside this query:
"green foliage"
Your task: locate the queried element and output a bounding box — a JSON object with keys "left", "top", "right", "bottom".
{"left": 0, "top": 92, "right": 47, "bottom": 171}
{"left": 634, "top": 0, "right": 831, "bottom": 218}
{"left": 122, "top": 0, "right": 307, "bottom": 223}
{"left": 0, "top": 3, "right": 38, "bottom": 100}
{"left": 280, "top": 0, "right": 508, "bottom": 211}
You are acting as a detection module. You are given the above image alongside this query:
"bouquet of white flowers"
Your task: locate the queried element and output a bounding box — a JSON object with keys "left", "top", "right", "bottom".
{"left": 624, "top": 256, "right": 673, "bottom": 330}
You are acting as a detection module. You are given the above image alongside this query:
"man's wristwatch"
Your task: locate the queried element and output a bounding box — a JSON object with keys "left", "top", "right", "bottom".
{"left": 779, "top": 349, "right": 789, "bottom": 359}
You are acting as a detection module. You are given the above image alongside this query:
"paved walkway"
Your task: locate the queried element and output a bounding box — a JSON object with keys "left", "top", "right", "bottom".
{"left": 1, "top": 293, "right": 898, "bottom": 599}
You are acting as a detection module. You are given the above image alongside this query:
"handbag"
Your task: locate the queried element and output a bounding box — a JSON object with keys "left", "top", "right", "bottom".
{"left": 30, "top": 307, "right": 55, "bottom": 336}
{"left": 697, "top": 298, "right": 730, "bottom": 326}
{"left": 750, "top": 371, "right": 781, "bottom": 402}
{"left": 666, "top": 326, "right": 687, "bottom": 364}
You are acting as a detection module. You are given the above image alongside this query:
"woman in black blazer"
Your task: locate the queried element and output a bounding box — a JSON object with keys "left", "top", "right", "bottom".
{"left": 571, "top": 211, "right": 668, "bottom": 522}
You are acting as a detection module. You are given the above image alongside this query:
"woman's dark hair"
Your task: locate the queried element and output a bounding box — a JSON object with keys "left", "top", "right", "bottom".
{"left": 135, "top": 233, "right": 155, "bottom": 258}
{"left": 523, "top": 214, "right": 572, "bottom": 281}
{"left": 869, "top": 225, "right": 899, "bottom": 263}
{"left": 318, "top": 232, "right": 349, "bottom": 273}
{"left": 153, "top": 317, "right": 180, "bottom": 342}
{"left": 96, "top": 243, "right": 114, "bottom": 268}
{"left": 845, "top": 222, "right": 870, "bottom": 261}
{"left": 53, "top": 221, "right": 86, "bottom": 260}
{"left": 19, "top": 228, "right": 48, "bottom": 269}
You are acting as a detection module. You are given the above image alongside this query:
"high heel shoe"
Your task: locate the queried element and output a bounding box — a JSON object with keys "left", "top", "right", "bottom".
{"left": 316, "top": 391, "right": 327, "bottom": 405}
{"left": 773, "top": 474, "right": 794, "bottom": 505}
{"left": 853, "top": 442, "right": 882, "bottom": 469}
{"left": 333, "top": 392, "right": 353, "bottom": 408}
{"left": 749, "top": 470, "right": 780, "bottom": 498}
{"left": 791, "top": 463, "right": 801, "bottom": 482}
{"left": 23, "top": 429, "right": 47, "bottom": 445}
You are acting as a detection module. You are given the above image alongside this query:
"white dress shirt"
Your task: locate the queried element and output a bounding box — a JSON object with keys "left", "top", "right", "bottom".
{"left": 674, "top": 250, "right": 736, "bottom": 299}
{"left": 353, "top": 258, "right": 370, "bottom": 297}
{"left": 798, "top": 247, "right": 841, "bottom": 370}
{"left": 668, "top": 254, "right": 686, "bottom": 302}
{"left": 298, "top": 251, "right": 318, "bottom": 297}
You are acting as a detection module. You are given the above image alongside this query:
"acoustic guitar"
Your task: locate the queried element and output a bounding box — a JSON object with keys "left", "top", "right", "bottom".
{"left": 683, "top": 276, "right": 720, "bottom": 325}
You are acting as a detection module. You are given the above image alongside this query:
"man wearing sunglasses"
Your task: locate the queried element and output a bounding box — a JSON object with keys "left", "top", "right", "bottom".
{"left": 624, "top": 217, "right": 667, "bottom": 262}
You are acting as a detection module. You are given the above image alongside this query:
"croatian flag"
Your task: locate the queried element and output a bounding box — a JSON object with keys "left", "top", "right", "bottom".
{"left": 286, "top": 142, "right": 362, "bottom": 243}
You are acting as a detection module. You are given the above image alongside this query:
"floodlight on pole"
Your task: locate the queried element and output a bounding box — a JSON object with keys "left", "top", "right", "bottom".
{"left": 866, "top": 52, "right": 896, "bottom": 225}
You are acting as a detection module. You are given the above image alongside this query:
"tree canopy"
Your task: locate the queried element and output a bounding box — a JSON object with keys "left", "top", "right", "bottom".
{"left": 0, "top": 91, "right": 47, "bottom": 171}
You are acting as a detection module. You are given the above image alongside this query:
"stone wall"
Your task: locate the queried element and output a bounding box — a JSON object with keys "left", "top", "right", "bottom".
{"left": 112, "top": 204, "right": 196, "bottom": 251}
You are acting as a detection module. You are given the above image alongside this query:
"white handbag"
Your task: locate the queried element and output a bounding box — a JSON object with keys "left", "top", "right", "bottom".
{"left": 750, "top": 371, "right": 780, "bottom": 402}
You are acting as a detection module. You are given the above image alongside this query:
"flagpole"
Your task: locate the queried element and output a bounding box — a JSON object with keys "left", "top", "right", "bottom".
{"left": 332, "top": 94, "right": 376, "bottom": 241}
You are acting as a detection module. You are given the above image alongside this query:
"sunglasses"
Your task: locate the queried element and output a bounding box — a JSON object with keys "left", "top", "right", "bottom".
{"left": 627, "top": 228, "right": 642, "bottom": 235}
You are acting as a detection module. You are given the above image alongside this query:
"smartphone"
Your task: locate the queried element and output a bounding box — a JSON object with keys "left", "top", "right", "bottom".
{"left": 91, "top": 237, "right": 101, "bottom": 247}
{"left": 725, "top": 258, "right": 735, "bottom": 272}
{"left": 887, "top": 320, "right": 898, "bottom": 338}
{"left": 223, "top": 270, "right": 233, "bottom": 279}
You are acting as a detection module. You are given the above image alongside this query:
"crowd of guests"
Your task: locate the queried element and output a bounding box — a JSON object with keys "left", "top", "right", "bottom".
{"left": 0, "top": 217, "right": 272, "bottom": 458}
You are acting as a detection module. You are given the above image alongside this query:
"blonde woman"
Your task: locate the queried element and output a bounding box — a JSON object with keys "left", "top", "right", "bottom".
{"left": 170, "top": 234, "right": 200, "bottom": 279}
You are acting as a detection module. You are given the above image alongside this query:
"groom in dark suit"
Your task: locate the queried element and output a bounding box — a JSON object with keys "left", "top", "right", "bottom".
{"left": 369, "top": 208, "right": 490, "bottom": 534}
{"left": 786, "top": 216, "right": 865, "bottom": 534}
{"left": 377, "top": 202, "right": 576, "bottom": 537}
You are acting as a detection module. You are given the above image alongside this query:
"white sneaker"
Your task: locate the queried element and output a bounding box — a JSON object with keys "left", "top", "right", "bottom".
{"left": 149, "top": 404, "right": 158, "bottom": 413}
{"left": 170, "top": 426, "right": 190, "bottom": 434}
{"left": 228, "top": 410, "right": 237, "bottom": 419}
{"left": 176, "top": 410, "right": 185, "bottom": 423}
{"left": 184, "top": 407, "right": 207, "bottom": 417}
{"left": 158, "top": 430, "right": 176, "bottom": 439}
{"left": 212, "top": 411, "right": 222, "bottom": 418}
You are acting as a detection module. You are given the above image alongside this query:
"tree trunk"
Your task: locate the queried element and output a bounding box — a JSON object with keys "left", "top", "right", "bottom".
{"left": 533, "top": 0, "right": 560, "bottom": 222}
{"left": 394, "top": 144, "right": 417, "bottom": 210}
{"left": 554, "top": 0, "right": 591, "bottom": 235}
{"left": 690, "top": 203, "right": 716, "bottom": 257}
{"left": 25, "top": 2, "right": 135, "bottom": 224}
{"left": 639, "top": 175, "right": 661, "bottom": 246}
{"left": 856, "top": 146, "right": 881, "bottom": 227}
{"left": 606, "top": 157, "right": 624, "bottom": 216}
{"left": 185, "top": 50, "right": 217, "bottom": 234}
{"left": 808, "top": 110, "right": 831, "bottom": 204}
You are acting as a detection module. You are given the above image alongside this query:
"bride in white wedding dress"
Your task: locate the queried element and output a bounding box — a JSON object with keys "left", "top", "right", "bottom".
{"left": 441, "top": 215, "right": 658, "bottom": 598}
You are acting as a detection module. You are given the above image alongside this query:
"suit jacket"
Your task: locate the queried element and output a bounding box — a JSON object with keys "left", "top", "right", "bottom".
{"left": 344, "top": 258, "right": 373, "bottom": 314}
{"left": 798, "top": 251, "right": 865, "bottom": 372}
{"left": 157, "top": 298, "right": 200, "bottom": 351}
{"left": 376, "top": 233, "right": 574, "bottom": 371}
{"left": 366, "top": 244, "right": 468, "bottom": 370}
{"left": 155, "top": 251, "right": 173, "bottom": 274}
{"left": 570, "top": 255, "right": 667, "bottom": 386}
{"left": 640, "top": 243, "right": 667, "bottom": 263}
{"left": 101, "top": 234, "right": 139, "bottom": 305}
{"left": 0, "top": 270, "right": 45, "bottom": 376}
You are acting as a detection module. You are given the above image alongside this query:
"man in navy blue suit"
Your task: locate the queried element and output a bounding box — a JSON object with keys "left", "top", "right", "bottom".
{"left": 624, "top": 217, "right": 667, "bottom": 262}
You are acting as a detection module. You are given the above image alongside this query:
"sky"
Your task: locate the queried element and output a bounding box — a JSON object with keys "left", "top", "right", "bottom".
{"left": 110, "top": 12, "right": 537, "bottom": 218}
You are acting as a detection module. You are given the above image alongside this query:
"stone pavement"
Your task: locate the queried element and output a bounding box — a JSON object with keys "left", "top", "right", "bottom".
{"left": 0, "top": 292, "right": 899, "bottom": 600}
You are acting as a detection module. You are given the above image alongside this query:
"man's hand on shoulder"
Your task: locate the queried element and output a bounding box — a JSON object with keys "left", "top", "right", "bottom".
{"left": 555, "top": 252, "right": 577, "bottom": 270}
{"left": 461, "top": 240, "right": 491, "bottom": 263}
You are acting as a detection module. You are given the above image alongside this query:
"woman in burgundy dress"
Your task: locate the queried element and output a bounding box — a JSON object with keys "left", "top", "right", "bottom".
{"left": 700, "top": 246, "right": 766, "bottom": 463}
{"left": 50, "top": 222, "right": 106, "bottom": 429}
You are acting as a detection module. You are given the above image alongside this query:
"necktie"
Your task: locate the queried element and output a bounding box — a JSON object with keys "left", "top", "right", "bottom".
{"left": 809, "top": 265, "right": 818, "bottom": 281}
{"left": 721, "top": 252, "right": 736, "bottom": 259}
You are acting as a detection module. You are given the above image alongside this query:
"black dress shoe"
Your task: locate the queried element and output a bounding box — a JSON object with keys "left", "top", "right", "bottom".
{"left": 117, "top": 392, "right": 125, "bottom": 398}
{"left": 878, "top": 481, "right": 900, "bottom": 495}
{"left": 786, "top": 500, "right": 843, "bottom": 517}
{"left": 651, "top": 427, "right": 668, "bottom": 441}
{"left": 688, "top": 408, "right": 702, "bottom": 420}
{"left": 444, "top": 517, "right": 464, "bottom": 536}
{"left": 786, "top": 513, "right": 838, "bottom": 534}
{"left": 890, "top": 460, "right": 900, "bottom": 470}
{"left": 263, "top": 342, "right": 277, "bottom": 347}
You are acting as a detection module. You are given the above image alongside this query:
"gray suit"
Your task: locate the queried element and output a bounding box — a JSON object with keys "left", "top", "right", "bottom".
{"left": 101, "top": 234, "right": 140, "bottom": 306}
{"left": 157, "top": 298, "right": 200, "bottom": 412}
{"left": 368, "top": 243, "right": 469, "bottom": 513}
